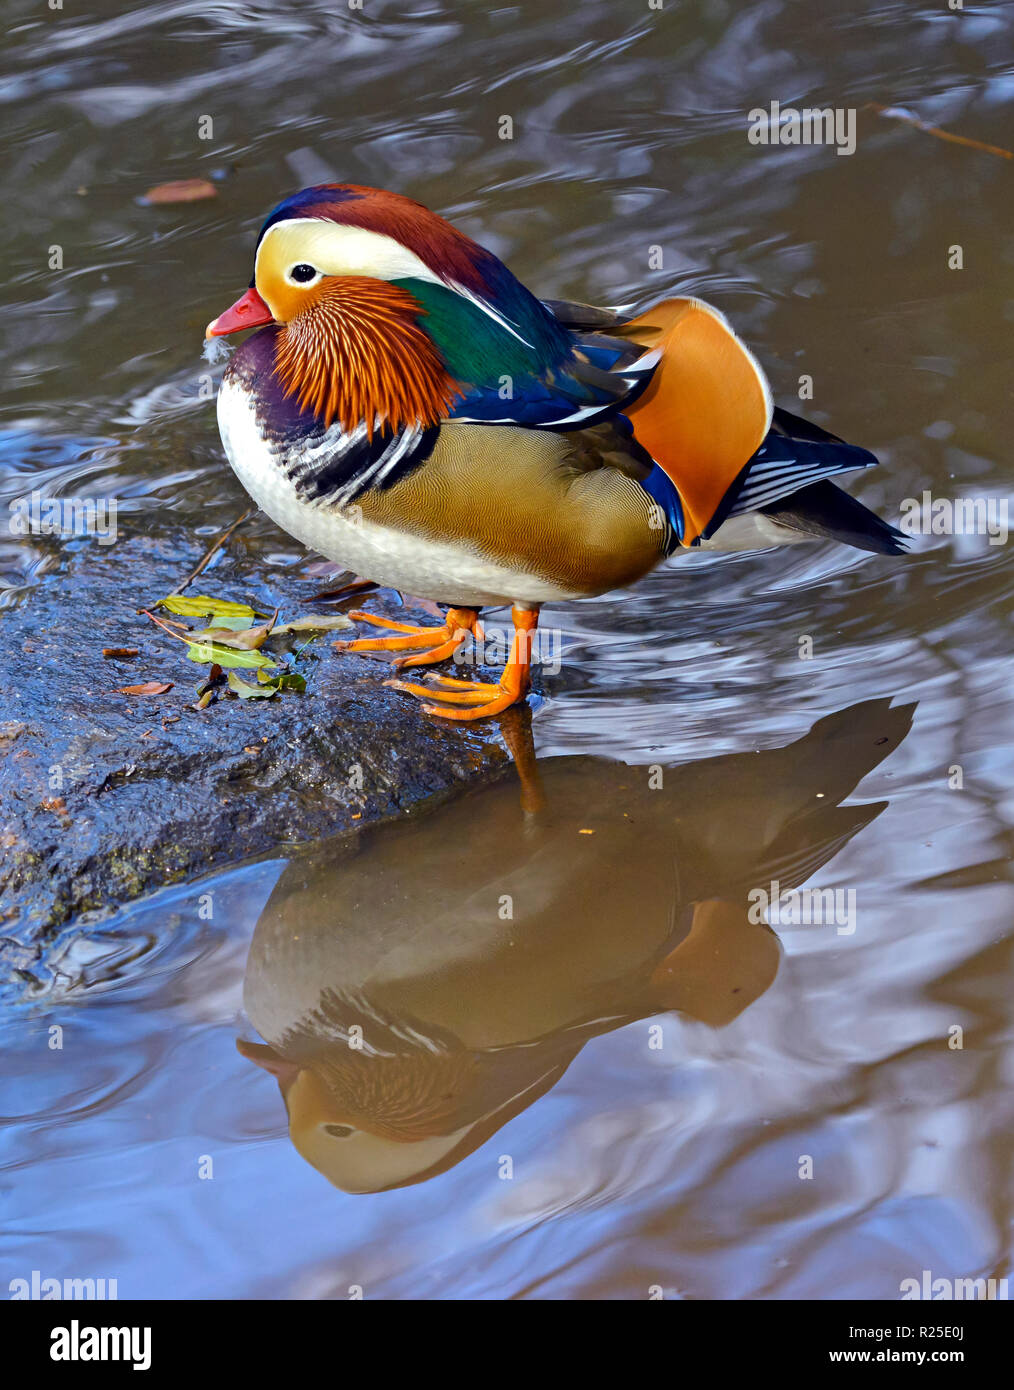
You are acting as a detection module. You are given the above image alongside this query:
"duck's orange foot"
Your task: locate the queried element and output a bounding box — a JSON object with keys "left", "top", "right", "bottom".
{"left": 383, "top": 606, "right": 539, "bottom": 721}
{"left": 333, "top": 607, "right": 482, "bottom": 668}
{"left": 384, "top": 674, "right": 523, "bottom": 720}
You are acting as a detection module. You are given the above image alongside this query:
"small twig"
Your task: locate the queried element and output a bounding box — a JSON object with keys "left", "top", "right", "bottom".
{"left": 170, "top": 507, "right": 257, "bottom": 596}
{"left": 141, "top": 609, "right": 194, "bottom": 644}
{"left": 865, "top": 102, "right": 1014, "bottom": 161}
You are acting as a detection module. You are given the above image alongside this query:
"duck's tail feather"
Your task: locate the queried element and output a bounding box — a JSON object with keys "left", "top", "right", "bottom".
{"left": 702, "top": 412, "right": 905, "bottom": 555}
{"left": 760, "top": 478, "right": 908, "bottom": 555}
{"left": 718, "top": 435, "right": 879, "bottom": 523}
{"left": 769, "top": 404, "right": 847, "bottom": 445}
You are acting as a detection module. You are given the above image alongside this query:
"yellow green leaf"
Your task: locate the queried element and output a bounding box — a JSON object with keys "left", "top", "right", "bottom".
{"left": 156, "top": 594, "right": 256, "bottom": 625}
{"left": 227, "top": 671, "right": 278, "bottom": 699}
{"left": 185, "top": 640, "right": 278, "bottom": 670}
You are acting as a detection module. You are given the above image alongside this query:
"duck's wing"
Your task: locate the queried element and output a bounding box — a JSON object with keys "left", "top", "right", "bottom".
{"left": 389, "top": 278, "right": 658, "bottom": 432}
{"left": 561, "top": 297, "right": 773, "bottom": 545}
{"left": 544, "top": 297, "right": 899, "bottom": 553}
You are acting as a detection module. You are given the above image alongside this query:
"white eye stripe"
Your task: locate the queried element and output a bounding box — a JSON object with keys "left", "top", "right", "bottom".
{"left": 260, "top": 219, "right": 435, "bottom": 281}
{"left": 258, "top": 219, "right": 531, "bottom": 341}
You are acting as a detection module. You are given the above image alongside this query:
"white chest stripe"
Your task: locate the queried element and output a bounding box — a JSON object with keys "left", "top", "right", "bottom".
{"left": 216, "top": 378, "right": 581, "bottom": 607}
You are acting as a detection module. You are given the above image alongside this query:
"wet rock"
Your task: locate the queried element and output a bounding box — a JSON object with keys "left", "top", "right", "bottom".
{"left": 0, "top": 526, "right": 508, "bottom": 939}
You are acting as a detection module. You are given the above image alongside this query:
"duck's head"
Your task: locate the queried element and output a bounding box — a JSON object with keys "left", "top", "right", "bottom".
{"left": 236, "top": 1032, "right": 575, "bottom": 1193}
{"left": 205, "top": 183, "right": 567, "bottom": 433}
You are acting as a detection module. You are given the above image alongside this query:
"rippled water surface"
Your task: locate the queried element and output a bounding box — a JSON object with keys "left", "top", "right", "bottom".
{"left": 2, "top": 0, "right": 1013, "bottom": 1299}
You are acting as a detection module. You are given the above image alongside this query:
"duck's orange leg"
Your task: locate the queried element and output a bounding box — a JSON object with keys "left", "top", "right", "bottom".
{"left": 334, "top": 607, "right": 483, "bottom": 669}
{"left": 385, "top": 607, "right": 538, "bottom": 720}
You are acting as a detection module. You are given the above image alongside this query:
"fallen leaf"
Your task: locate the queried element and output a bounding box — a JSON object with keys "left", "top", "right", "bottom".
{"left": 405, "top": 596, "right": 445, "bottom": 619}
{"left": 271, "top": 613, "right": 354, "bottom": 634}
{"left": 193, "top": 690, "right": 215, "bottom": 710}
{"left": 201, "top": 612, "right": 256, "bottom": 631}
{"left": 227, "top": 671, "right": 277, "bottom": 699}
{"left": 156, "top": 594, "right": 256, "bottom": 625}
{"left": 195, "top": 664, "right": 225, "bottom": 698}
{"left": 114, "top": 681, "right": 173, "bottom": 696}
{"left": 300, "top": 572, "right": 376, "bottom": 603}
{"left": 102, "top": 647, "right": 139, "bottom": 658}
{"left": 142, "top": 178, "right": 218, "bottom": 204}
{"left": 257, "top": 670, "right": 307, "bottom": 692}
{"left": 185, "top": 640, "right": 278, "bottom": 670}
{"left": 277, "top": 671, "right": 307, "bottom": 692}
{"left": 192, "top": 622, "right": 273, "bottom": 649}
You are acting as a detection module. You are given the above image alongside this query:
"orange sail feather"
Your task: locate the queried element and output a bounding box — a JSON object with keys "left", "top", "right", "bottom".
{"left": 621, "top": 298, "right": 773, "bottom": 544}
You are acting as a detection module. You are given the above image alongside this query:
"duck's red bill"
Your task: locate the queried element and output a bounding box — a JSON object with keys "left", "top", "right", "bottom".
{"left": 205, "top": 287, "right": 274, "bottom": 338}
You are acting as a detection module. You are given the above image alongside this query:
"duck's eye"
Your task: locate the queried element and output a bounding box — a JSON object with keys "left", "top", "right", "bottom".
{"left": 288, "top": 263, "right": 319, "bottom": 284}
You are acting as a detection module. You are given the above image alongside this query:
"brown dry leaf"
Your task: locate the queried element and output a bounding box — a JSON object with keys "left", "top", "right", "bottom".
{"left": 300, "top": 576, "right": 376, "bottom": 603}
{"left": 103, "top": 647, "right": 139, "bottom": 658}
{"left": 191, "top": 622, "right": 273, "bottom": 650}
{"left": 405, "top": 596, "right": 445, "bottom": 619}
{"left": 142, "top": 179, "right": 217, "bottom": 204}
{"left": 196, "top": 664, "right": 225, "bottom": 699}
{"left": 115, "top": 682, "right": 173, "bottom": 696}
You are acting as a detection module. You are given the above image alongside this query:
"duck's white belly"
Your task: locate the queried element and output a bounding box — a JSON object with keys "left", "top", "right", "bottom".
{"left": 217, "top": 378, "right": 575, "bottom": 607}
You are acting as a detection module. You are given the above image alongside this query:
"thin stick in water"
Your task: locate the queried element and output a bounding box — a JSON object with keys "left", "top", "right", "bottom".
{"left": 170, "top": 507, "right": 258, "bottom": 596}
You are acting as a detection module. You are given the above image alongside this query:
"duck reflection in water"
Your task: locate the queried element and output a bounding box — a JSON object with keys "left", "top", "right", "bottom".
{"left": 237, "top": 699, "right": 913, "bottom": 1192}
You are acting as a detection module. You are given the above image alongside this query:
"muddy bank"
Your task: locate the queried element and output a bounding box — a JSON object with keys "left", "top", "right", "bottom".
{"left": 0, "top": 525, "right": 508, "bottom": 943}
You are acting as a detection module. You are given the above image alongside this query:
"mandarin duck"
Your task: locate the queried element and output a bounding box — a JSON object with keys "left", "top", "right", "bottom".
{"left": 206, "top": 184, "right": 904, "bottom": 720}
